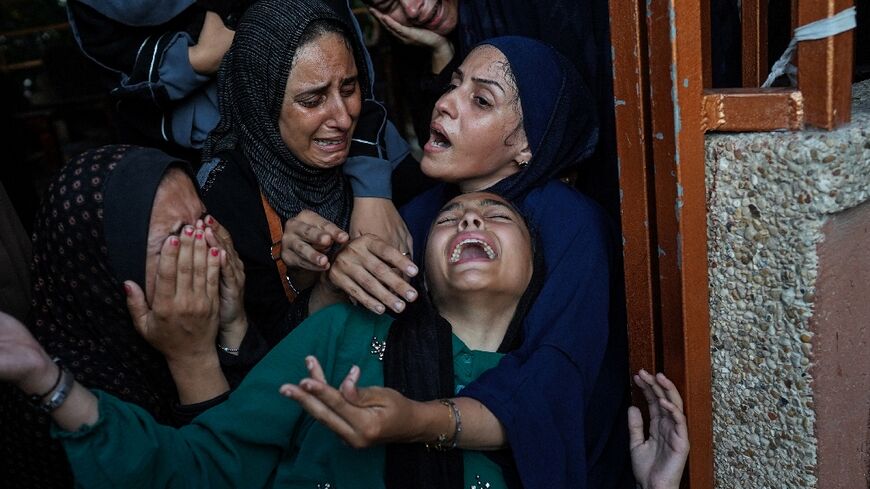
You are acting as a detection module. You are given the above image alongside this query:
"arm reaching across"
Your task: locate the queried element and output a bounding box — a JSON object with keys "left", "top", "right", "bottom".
{"left": 629, "top": 370, "right": 689, "bottom": 489}
{"left": 0, "top": 311, "right": 99, "bottom": 432}
{"left": 327, "top": 234, "right": 418, "bottom": 315}
{"left": 1, "top": 304, "right": 388, "bottom": 488}
{"left": 281, "top": 356, "right": 506, "bottom": 450}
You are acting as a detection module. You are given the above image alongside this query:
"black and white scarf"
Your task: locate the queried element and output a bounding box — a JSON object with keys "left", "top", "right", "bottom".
{"left": 202, "top": 0, "right": 371, "bottom": 227}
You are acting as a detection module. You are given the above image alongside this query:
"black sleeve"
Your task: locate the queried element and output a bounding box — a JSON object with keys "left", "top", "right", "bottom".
{"left": 172, "top": 390, "right": 230, "bottom": 425}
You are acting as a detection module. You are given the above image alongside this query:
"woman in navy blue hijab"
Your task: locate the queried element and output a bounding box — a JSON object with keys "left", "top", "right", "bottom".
{"left": 363, "top": 0, "right": 618, "bottom": 216}
{"left": 306, "top": 36, "right": 634, "bottom": 488}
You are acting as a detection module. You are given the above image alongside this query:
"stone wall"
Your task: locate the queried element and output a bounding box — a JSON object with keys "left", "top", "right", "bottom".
{"left": 705, "top": 80, "right": 870, "bottom": 488}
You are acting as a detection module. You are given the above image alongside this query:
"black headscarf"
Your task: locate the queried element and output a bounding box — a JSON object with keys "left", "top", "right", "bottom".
{"left": 202, "top": 0, "right": 371, "bottom": 227}
{"left": 0, "top": 145, "right": 194, "bottom": 486}
{"left": 383, "top": 206, "right": 546, "bottom": 489}
{"left": 34, "top": 144, "right": 194, "bottom": 414}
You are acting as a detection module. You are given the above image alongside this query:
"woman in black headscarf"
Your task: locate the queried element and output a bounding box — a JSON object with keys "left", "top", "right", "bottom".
{"left": 0, "top": 144, "right": 255, "bottom": 487}
{"left": 196, "top": 0, "right": 427, "bottom": 347}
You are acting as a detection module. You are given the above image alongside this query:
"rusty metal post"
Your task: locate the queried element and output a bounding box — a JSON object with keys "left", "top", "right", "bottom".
{"left": 644, "top": 0, "right": 714, "bottom": 486}
{"left": 796, "top": 0, "right": 854, "bottom": 128}
{"left": 609, "top": 0, "right": 658, "bottom": 386}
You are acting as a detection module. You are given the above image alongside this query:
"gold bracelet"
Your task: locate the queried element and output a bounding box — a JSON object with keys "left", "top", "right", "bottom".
{"left": 425, "top": 399, "right": 462, "bottom": 451}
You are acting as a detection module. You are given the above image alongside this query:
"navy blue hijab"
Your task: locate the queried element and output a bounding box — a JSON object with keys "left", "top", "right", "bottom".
{"left": 400, "top": 36, "right": 632, "bottom": 489}
{"left": 482, "top": 36, "right": 598, "bottom": 202}
{"left": 457, "top": 0, "right": 619, "bottom": 216}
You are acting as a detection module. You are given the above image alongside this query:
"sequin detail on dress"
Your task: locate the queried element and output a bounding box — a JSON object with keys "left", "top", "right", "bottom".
{"left": 370, "top": 336, "right": 386, "bottom": 361}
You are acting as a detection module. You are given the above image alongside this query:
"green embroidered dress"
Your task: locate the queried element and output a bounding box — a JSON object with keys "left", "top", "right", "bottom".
{"left": 54, "top": 304, "right": 506, "bottom": 489}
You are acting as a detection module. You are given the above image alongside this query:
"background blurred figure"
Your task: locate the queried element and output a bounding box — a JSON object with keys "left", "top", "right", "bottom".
{"left": 65, "top": 1, "right": 248, "bottom": 158}
{"left": 0, "top": 182, "right": 31, "bottom": 323}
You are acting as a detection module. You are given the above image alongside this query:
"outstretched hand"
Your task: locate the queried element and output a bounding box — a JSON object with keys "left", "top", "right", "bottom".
{"left": 279, "top": 356, "right": 418, "bottom": 448}
{"left": 629, "top": 370, "right": 689, "bottom": 489}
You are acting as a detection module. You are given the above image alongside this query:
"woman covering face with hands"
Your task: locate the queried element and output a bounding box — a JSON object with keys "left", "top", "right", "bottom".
{"left": 0, "top": 145, "right": 257, "bottom": 487}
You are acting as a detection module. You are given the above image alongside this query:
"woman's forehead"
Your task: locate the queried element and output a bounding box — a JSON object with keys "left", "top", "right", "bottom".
{"left": 439, "top": 192, "right": 517, "bottom": 214}
{"left": 461, "top": 47, "right": 512, "bottom": 83}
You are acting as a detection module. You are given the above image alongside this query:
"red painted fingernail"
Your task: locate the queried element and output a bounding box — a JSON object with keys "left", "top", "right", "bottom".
{"left": 170, "top": 237, "right": 180, "bottom": 246}
{"left": 184, "top": 227, "right": 194, "bottom": 237}
{"left": 206, "top": 216, "right": 214, "bottom": 225}
{"left": 195, "top": 232, "right": 203, "bottom": 240}
{"left": 210, "top": 248, "right": 219, "bottom": 257}
{"left": 123, "top": 283, "right": 131, "bottom": 295}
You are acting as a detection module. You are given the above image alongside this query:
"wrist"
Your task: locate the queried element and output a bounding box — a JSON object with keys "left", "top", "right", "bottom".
{"left": 218, "top": 315, "right": 248, "bottom": 349}
{"left": 410, "top": 399, "right": 453, "bottom": 444}
{"left": 308, "top": 279, "right": 345, "bottom": 316}
{"left": 431, "top": 41, "right": 454, "bottom": 74}
{"left": 167, "top": 353, "right": 229, "bottom": 404}
{"left": 20, "top": 355, "right": 60, "bottom": 397}
{"left": 166, "top": 349, "right": 221, "bottom": 376}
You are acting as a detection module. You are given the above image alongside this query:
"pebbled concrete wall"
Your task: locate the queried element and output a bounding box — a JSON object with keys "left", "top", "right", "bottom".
{"left": 705, "top": 80, "right": 870, "bottom": 488}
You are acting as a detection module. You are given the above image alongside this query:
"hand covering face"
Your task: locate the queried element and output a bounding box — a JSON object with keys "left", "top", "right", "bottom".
{"left": 0, "top": 144, "right": 195, "bottom": 486}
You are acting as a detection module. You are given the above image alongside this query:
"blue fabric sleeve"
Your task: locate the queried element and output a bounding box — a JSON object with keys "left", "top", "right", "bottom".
{"left": 159, "top": 32, "right": 212, "bottom": 100}
{"left": 384, "top": 120, "right": 411, "bottom": 166}
{"left": 78, "top": 0, "right": 197, "bottom": 26}
{"left": 343, "top": 121, "right": 410, "bottom": 198}
{"left": 343, "top": 156, "right": 394, "bottom": 199}
{"left": 170, "top": 82, "right": 220, "bottom": 148}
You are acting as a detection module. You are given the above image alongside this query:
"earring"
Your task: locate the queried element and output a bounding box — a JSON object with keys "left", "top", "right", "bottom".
{"left": 518, "top": 160, "right": 529, "bottom": 169}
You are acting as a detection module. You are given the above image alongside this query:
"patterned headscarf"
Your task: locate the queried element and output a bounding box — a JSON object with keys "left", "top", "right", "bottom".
{"left": 202, "top": 0, "right": 371, "bottom": 227}
{"left": 0, "top": 145, "right": 193, "bottom": 486}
